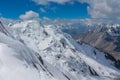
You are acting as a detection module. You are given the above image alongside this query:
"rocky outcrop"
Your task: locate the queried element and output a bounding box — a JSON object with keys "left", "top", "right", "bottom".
{"left": 0, "top": 21, "right": 13, "bottom": 38}
{"left": 80, "top": 24, "right": 120, "bottom": 61}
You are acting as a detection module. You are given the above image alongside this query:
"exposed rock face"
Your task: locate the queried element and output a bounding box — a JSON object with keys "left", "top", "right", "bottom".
{"left": 0, "top": 21, "right": 13, "bottom": 38}
{"left": 81, "top": 24, "right": 120, "bottom": 61}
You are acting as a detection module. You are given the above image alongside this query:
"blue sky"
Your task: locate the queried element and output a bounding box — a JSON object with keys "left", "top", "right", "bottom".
{"left": 0, "top": 0, "right": 119, "bottom": 20}
{"left": 0, "top": 0, "right": 89, "bottom": 19}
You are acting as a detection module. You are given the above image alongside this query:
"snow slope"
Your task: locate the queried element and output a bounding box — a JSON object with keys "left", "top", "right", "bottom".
{"left": 0, "top": 31, "right": 41, "bottom": 80}
{"left": 10, "top": 20, "right": 120, "bottom": 79}
{"left": 0, "top": 21, "right": 83, "bottom": 80}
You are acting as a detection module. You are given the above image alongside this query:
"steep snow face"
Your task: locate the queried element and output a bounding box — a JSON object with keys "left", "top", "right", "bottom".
{"left": 0, "top": 21, "right": 13, "bottom": 38}
{"left": 11, "top": 20, "right": 95, "bottom": 80}
{"left": 10, "top": 20, "right": 120, "bottom": 79}
{"left": 0, "top": 43, "right": 40, "bottom": 80}
{"left": 0, "top": 22, "right": 81, "bottom": 80}
{"left": 0, "top": 32, "right": 42, "bottom": 80}
{"left": 0, "top": 18, "right": 13, "bottom": 26}
{"left": 79, "top": 43, "right": 120, "bottom": 77}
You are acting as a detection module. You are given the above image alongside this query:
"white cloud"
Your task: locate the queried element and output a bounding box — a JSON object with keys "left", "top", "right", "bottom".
{"left": 79, "top": 0, "right": 120, "bottom": 19}
{"left": 32, "top": 0, "right": 120, "bottom": 19}
{"left": 32, "top": 0, "right": 71, "bottom": 5}
{"left": 40, "top": 8, "right": 46, "bottom": 13}
{"left": 19, "top": 10, "right": 39, "bottom": 20}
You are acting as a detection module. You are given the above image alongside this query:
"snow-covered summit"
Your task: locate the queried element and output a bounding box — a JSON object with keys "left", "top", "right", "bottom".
{"left": 9, "top": 20, "right": 120, "bottom": 79}
{"left": 106, "top": 24, "right": 120, "bottom": 36}
{"left": 0, "top": 20, "right": 85, "bottom": 80}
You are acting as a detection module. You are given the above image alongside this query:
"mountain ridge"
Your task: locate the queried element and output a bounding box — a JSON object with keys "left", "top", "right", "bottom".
{"left": 0, "top": 20, "right": 120, "bottom": 80}
{"left": 10, "top": 20, "right": 120, "bottom": 79}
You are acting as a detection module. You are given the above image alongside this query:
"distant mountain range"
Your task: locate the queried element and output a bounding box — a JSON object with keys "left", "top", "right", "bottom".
{"left": 78, "top": 24, "right": 120, "bottom": 69}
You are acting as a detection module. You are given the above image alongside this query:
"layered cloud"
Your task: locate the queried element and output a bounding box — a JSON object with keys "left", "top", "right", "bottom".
{"left": 19, "top": 10, "right": 39, "bottom": 20}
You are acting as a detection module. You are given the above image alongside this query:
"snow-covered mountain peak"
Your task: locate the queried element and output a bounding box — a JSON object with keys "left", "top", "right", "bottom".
{"left": 1, "top": 20, "right": 82, "bottom": 80}
{"left": 9, "top": 20, "right": 120, "bottom": 79}
{"left": 106, "top": 24, "right": 120, "bottom": 36}
{"left": 90, "top": 23, "right": 120, "bottom": 37}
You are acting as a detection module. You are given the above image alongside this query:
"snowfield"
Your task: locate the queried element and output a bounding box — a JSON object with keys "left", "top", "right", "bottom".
{"left": 0, "top": 20, "right": 119, "bottom": 80}
{"left": 0, "top": 22, "right": 74, "bottom": 80}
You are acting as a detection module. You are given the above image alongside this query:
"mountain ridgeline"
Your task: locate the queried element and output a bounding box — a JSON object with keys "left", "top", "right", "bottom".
{"left": 0, "top": 20, "right": 120, "bottom": 80}
{"left": 79, "top": 24, "right": 120, "bottom": 69}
